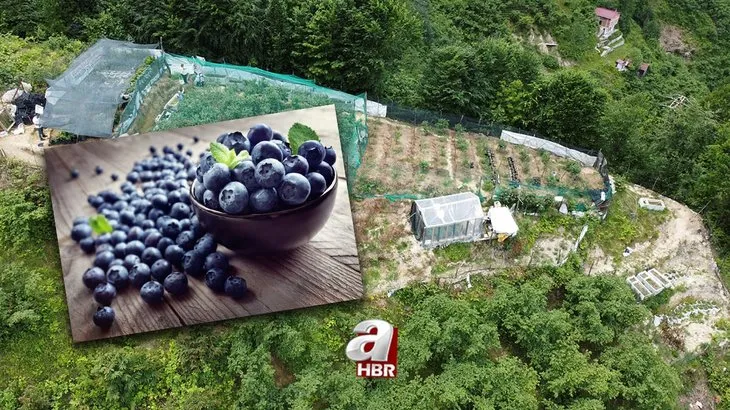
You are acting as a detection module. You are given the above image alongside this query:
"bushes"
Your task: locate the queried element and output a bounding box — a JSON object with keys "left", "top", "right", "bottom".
{"left": 0, "top": 34, "right": 84, "bottom": 90}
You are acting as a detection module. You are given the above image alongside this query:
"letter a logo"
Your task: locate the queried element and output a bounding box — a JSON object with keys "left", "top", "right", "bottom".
{"left": 345, "top": 319, "right": 398, "bottom": 378}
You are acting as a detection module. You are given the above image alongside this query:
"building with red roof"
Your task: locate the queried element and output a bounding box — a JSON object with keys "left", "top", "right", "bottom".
{"left": 595, "top": 7, "right": 621, "bottom": 37}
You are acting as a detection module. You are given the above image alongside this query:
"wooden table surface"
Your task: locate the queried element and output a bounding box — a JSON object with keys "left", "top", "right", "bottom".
{"left": 45, "top": 105, "right": 363, "bottom": 342}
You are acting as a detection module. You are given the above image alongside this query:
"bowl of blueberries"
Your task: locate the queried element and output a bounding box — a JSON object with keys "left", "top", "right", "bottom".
{"left": 189, "top": 123, "right": 338, "bottom": 253}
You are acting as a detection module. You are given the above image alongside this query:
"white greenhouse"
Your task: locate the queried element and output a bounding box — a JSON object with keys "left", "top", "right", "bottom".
{"left": 410, "top": 192, "right": 486, "bottom": 248}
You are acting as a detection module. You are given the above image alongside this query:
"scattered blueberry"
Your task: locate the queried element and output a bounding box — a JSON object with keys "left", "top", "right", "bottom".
{"left": 140, "top": 281, "right": 164, "bottom": 304}
{"left": 94, "top": 250, "right": 116, "bottom": 271}
{"left": 224, "top": 276, "right": 247, "bottom": 299}
{"left": 70, "top": 169, "right": 79, "bottom": 179}
{"left": 156, "top": 237, "right": 175, "bottom": 253}
{"left": 163, "top": 272, "right": 188, "bottom": 296}
{"left": 175, "top": 231, "right": 196, "bottom": 251}
{"left": 183, "top": 250, "right": 205, "bottom": 278}
{"left": 111, "top": 173, "right": 119, "bottom": 181}
{"left": 165, "top": 244, "right": 185, "bottom": 266}
{"left": 93, "top": 306, "right": 115, "bottom": 329}
{"left": 80, "top": 237, "right": 96, "bottom": 254}
{"left": 71, "top": 224, "right": 92, "bottom": 242}
{"left": 141, "top": 247, "right": 163, "bottom": 265}
{"left": 106, "top": 265, "right": 130, "bottom": 290}
{"left": 203, "top": 252, "right": 229, "bottom": 272}
{"left": 205, "top": 268, "right": 228, "bottom": 292}
{"left": 150, "top": 259, "right": 172, "bottom": 282}
{"left": 129, "top": 263, "right": 151, "bottom": 288}
{"left": 113, "top": 242, "right": 126, "bottom": 258}
{"left": 126, "top": 240, "right": 145, "bottom": 256}
{"left": 193, "top": 234, "right": 217, "bottom": 256}
{"left": 82, "top": 267, "right": 106, "bottom": 290}
{"left": 324, "top": 146, "right": 336, "bottom": 166}
{"left": 95, "top": 165, "right": 104, "bottom": 175}
{"left": 93, "top": 282, "right": 117, "bottom": 306}
{"left": 123, "top": 254, "right": 141, "bottom": 270}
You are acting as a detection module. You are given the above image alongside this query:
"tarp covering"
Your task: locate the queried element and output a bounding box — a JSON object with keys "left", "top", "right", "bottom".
{"left": 414, "top": 192, "right": 484, "bottom": 228}
{"left": 41, "top": 39, "right": 158, "bottom": 137}
{"left": 487, "top": 207, "right": 519, "bottom": 236}
{"left": 500, "top": 130, "right": 598, "bottom": 167}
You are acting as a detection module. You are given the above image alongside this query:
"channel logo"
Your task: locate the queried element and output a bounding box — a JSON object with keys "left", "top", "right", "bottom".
{"left": 345, "top": 319, "right": 398, "bottom": 378}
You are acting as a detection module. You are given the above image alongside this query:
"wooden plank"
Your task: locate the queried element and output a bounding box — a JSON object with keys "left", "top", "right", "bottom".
{"left": 45, "top": 105, "right": 363, "bottom": 342}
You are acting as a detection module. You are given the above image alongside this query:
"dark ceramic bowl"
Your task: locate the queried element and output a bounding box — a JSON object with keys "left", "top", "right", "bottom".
{"left": 190, "top": 171, "right": 338, "bottom": 254}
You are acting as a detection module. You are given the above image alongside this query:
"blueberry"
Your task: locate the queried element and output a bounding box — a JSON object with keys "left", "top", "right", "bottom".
{"left": 193, "top": 136, "right": 199, "bottom": 143}
{"left": 156, "top": 237, "right": 174, "bottom": 253}
{"left": 106, "top": 265, "right": 129, "bottom": 290}
{"left": 96, "top": 243, "right": 114, "bottom": 255}
{"left": 306, "top": 172, "right": 327, "bottom": 199}
{"left": 70, "top": 168, "right": 80, "bottom": 179}
{"left": 203, "top": 251, "right": 229, "bottom": 272}
{"left": 164, "top": 272, "right": 188, "bottom": 296}
{"left": 129, "top": 263, "right": 151, "bottom": 288}
{"left": 205, "top": 268, "right": 228, "bottom": 292}
{"left": 170, "top": 203, "right": 191, "bottom": 220}
{"left": 123, "top": 254, "right": 141, "bottom": 270}
{"left": 203, "top": 163, "right": 232, "bottom": 192}
{"left": 150, "top": 259, "right": 172, "bottom": 282}
{"left": 93, "top": 306, "right": 115, "bottom": 329}
{"left": 224, "top": 276, "right": 247, "bottom": 299}
{"left": 177, "top": 143, "right": 184, "bottom": 151}
{"left": 194, "top": 234, "right": 217, "bottom": 256}
{"left": 218, "top": 182, "right": 249, "bottom": 214}
{"left": 71, "top": 224, "right": 92, "bottom": 242}
{"left": 147, "top": 209, "right": 165, "bottom": 223}
{"left": 247, "top": 123, "right": 273, "bottom": 148}
{"left": 272, "top": 130, "right": 289, "bottom": 144}
{"left": 93, "top": 282, "right": 117, "bottom": 306}
{"left": 149, "top": 146, "right": 157, "bottom": 154}
{"left": 140, "top": 219, "right": 155, "bottom": 230}
{"left": 125, "top": 240, "right": 145, "bottom": 256}
{"left": 139, "top": 281, "right": 164, "bottom": 304}
{"left": 324, "top": 146, "right": 336, "bottom": 166}
{"left": 161, "top": 219, "right": 181, "bottom": 239}
{"left": 164, "top": 245, "right": 185, "bottom": 267}
{"left": 127, "top": 226, "right": 144, "bottom": 241}
{"left": 199, "top": 152, "right": 216, "bottom": 175}
{"left": 250, "top": 188, "right": 278, "bottom": 213}
{"left": 79, "top": 237, "right": 96, "bottom": 253}
{"left": 251, "top": 141, "right": 283, "bottom": 164}
{"left": 231, "top": 160, "right": 260, "bottom": 192}
{"left": 297, "top": 140, "right": 326, "bottom": 169}
{"left": 88, "top": 195, "right": 105, "bottom": 208}
{"left": 120, "top": 210, "right": 136, "bottom": 225}
{"left": 178, "top": 218, "right": 191, "bottom": 231}
{"left": 110, "top": 230, "right": 127, "bottom": 245}
{"left": 315, "top": 162, "right": 335, "bottom": 186}
{"left": 282, "top": 156, "right": 308, "bottom": 176}
{"left": 127, "top": 171, "right": 140, "bottom": 183}
{"left": 272, "top": 140, "right": 291, "bottom": 158}
{"left": 95, "top": 233, "right": 111, "bottom": 246}
{"left": 226, "top": 131, "right": 250, "bottom": 154}
{"left": 144, "top": 231, "right": 163, "bottom": 248}
{"left": 175, "top": 231, "right": 196, "bottom": 251}
{"left": 95, "top": 165, "right": 104, "bottom": 175}
{"left": 179, "top": 190, "right": 191, "bottom": 205}
{"left": 203, "top": 190, "right": 220, "bottom": 210}
{"left": 111, "top": 173, "right": 119, "bottom": 181}
{"left": 141, "top": 247, "right": 163, "bottom": 265}
{"left": 82, "top": 267, "right": 106, "bottom": 290}
{"left": 186, "top": 150, "right": 194, "bottom": 158}
{"left": 254, "top": 159, "right": 285, "bottom": 188}
{"left": 73, "top": 216, "right": 88, "bottom": 226}
{"left": 216, "top": 133, "right": 229, "bottom": 144}
{"left": 109, "top": 259, "right": 124, "bottom": 267}
{"left": 278, "top": 173, "right": 311, "bottom": 206}
{"left": 94, "top": 250, "right": 116, "bottom": 271}
{"left": 168, "top": 190, "right": 182, "bottom": 205}
{"left": 183, "top": 250, "right": 205, "bottom": 277}
{"left": 113, "top": 242, "right": 127, "bottom": 258}
{"left": 193, "top": 181, "right": 206, "bottom": 202}
{"left": 151, "top": 193, "right": 170, "bottom": 212}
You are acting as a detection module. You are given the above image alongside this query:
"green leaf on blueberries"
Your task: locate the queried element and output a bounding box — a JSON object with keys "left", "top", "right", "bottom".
{"left": 89, "top": 215, "right": 113, "bottom": 235}
{"left": 209, "top": 141, "right": 250, "bottom": 169}
{"left": 210, "top": 142, "right": 230, "bottom": 164}
{"left": 288, "top": 123, "right": 319, "bottom": 155}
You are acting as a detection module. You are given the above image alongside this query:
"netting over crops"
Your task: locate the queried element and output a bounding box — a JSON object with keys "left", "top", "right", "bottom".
{"left": 41, "top": 39, "right": 158, "bottom": 137}
{"left": 128, "top": 54, "right": 368, "bottom": 181}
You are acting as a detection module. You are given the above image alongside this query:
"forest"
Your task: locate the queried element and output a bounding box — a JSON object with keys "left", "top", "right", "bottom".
{"left": 1, "top": 0, "right": 730, "bottom": 408}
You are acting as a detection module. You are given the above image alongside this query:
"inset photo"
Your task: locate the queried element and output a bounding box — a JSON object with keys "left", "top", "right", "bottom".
{"left": 45, "top": 105, "right": 363, "bottom": 342}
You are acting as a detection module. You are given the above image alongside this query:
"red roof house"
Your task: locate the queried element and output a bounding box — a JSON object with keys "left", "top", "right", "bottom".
{"left": 595, "top": 7, "right": 621, "bottom": 35}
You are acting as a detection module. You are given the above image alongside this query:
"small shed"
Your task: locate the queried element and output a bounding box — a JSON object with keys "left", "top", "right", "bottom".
{"left": 638, "top": 63, "right": 650, "bottom": 77}
{"left": 486, "top": 206, "right": 519, "bottom": 242}
{"left": 595, "top": 7, "right": 621, "bottom": 35}
{"left": 410, "top": 192, "right": 485, "bottom": 248}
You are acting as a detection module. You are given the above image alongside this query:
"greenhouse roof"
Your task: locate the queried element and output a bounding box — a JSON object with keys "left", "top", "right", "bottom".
{"left": 414, "top": 192, "right": 484, "bottom": 228}
{"left": 41, "top": 39, "right": 158, "bottom": 137}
